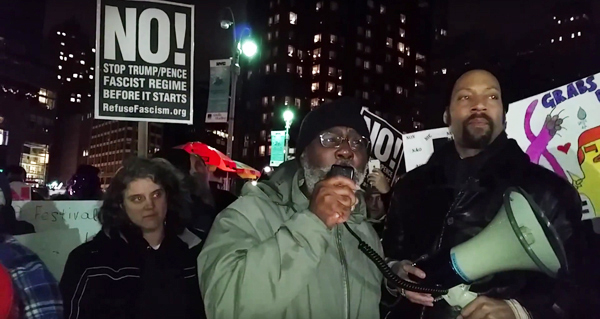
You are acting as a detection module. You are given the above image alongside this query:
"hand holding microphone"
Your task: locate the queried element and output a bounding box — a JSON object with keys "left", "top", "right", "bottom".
{"left": 309, "top": 176, "right": 358, "bottom": 229}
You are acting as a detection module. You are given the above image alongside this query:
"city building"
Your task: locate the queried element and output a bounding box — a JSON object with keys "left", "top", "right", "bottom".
{"left": 427, "top": 0, "right": 599, "bottom": 127}
{"left": 45, "top": 19, "right": 96, "bottom": 183}
{"left": 239, "top": 0, "right": 448, "bottom": 170}
{"left": 87, "top": 121, "right": 163, "bottom": 187}
{"left": 0, "top": 0, "right": 56, "bottom": 186}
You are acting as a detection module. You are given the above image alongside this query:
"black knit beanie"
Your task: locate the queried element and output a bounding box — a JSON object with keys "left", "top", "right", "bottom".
{"left": 296, "top": 97, "right": 370, "bottom": 156}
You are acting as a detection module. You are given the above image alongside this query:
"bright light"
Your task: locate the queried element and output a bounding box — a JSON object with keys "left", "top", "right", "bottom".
{"left": 241, "top": 40, "right": 258, "bottom": 58}
{"left": 92, "top": 48, "right": 96, "bottom": 53}
{"left": 283, "top": 110, "right": 294, "bottom": 122}
{"left": 264, "top": 166, "right": 272, "bottom": 173}
{"left": 251, "top": 180, "right": 258, "bottom": 186}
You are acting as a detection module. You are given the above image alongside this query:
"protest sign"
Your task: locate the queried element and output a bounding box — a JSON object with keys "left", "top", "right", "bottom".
{"left": 13, "top": 201, "right": 103, "bottom": 243}
{"left": 507, "top": 73, "right": 600, "bottom": 229}
{"left": 361, "top": 108, "right": 404, "bottom": 183}
{"left": 403, "top": 127, "right": 453, "bottom": 172}
{"left": 14, "top": 229, "right": 82, "bottom": 280}
{"left": 95, "top": 0, "right": 194, "bottom": 124}
{"left": 270, "top": 130, "right": 286, "bottom": 167}
{"left": 206, "top": 59, "right": 231, "bottom": 123}
{"left": 10, "top": 184, "right": 31, "bottom": 201}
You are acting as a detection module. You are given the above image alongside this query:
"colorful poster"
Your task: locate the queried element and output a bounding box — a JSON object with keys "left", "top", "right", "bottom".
{"left": 506, "top": 73, "right": 600, "bottom": 225}
{"left": 361, "top": 108, "right": 404, "bottom": 183}
{"left": 95, "top": 0, "right": 195, "bottom": 124}
{"left": 403, "top": 127, "right": 453, "bottom": 172}
{"left": 206, "top": 59, "right": 231, "bottom": 123}
{"left": 270, "top": 130, "right": 286, "bottom": 167}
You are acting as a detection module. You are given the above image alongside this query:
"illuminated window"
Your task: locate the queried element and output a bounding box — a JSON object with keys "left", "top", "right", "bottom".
{"left": 327, "top": 82, "right": 335, "bottom": 92}
{"left": 396, "top": 86, "right": 404, "bottom": 94}
{"left": 328, "top": 51, "right": 336, "bottom": 60}
{"left": 314, "top": 34, "right": 322, "bottom": 43}
{"left": 313, "top": 48, "right": 321, "bottom": 58}
{"left": 262, "top": 97, "right": 269, "bottom": 106}
{"left": 311, "top": 82, "right": 320, "bottom": 91}
{"left": 338, "top": 69, "right": 342, "bottom": 79}
{"left": 38, "top": 89, "right": 56, "bottom": 110}
{"left": 398, "top": 57, "right": 404, "bottom": 66}
{"left": 265, "top": 65, "right": 271, "bottom": 74}
{"left": 366, "top": 29, "right": 372, "bottom": 38}
{"left": 284, "top": 96, "right": 292, "bottom": 105}
{"left": 267, "top": 32, "right": 272, "bottom": 40}
{"left": 415, "top": 80, "right": 424, "bottom": 87}
{"left": 337, "top": 85, "right": 343, "bottom": 96}
{"left": 441, "top": 29, "right": 447, "bottom": 36}
{"left": 380, "top": 5, "right": 386, "bottom": 14}
{"left": 312, "top": 65, "right": 320, "bottom": 75}
{"left": 311, "top": 98, "right": 320, "bottom": 107}
{"left": 578, "top": 31, "right": 582, "bottom": 36}
{"left": 289, "top": 12, "right": 297, "bottom": 24}
{"left": 357, "top": 42, "right": 363, "bottom": 51}
{"left": 400, "top": 14, "right": 406, "bottom": 23}
{"left": 268, "top": 17, "right": 273, "bottom": 25}
{"left": 362, "top": 91, "right": 369, "bottom": 99}
{"left": 400, "top": 28, "right": 406, "bottom": 37}
{"left": 416, "top": 53, "right": 426, "bottom": 61}
{"left": 316, "top": 2, "right": 322, "bottom": 10}
{"left": 376, "top": 65, "right": 383, "bottom": 73}
{"left": 295, "top": 98, "right": 301, "bottom": 107}
{"left": 274, "top": 14, "right": 280, "bottom": 23}
{"left": 259, "top": 145, "right": 266, "bottom": 156}
{"left": 288, "top": 45, "right": 294, "bottom": 57}
{"left": 297, "top": 66, "right": 303, "bottom": 77}
{"left": 287, "top": 63, "right": 293, "bottom": 73}
{"left": 398, "top": 42, "right": 405, "bottom": 52}
{"left": 442, "top": 68, "right": 447, "bottom": 74}
{"left": 330, "top": 34, "right": 337, "bottom": 43}
{"left": 386, "top": 37, "right": 393, "bottom": 48}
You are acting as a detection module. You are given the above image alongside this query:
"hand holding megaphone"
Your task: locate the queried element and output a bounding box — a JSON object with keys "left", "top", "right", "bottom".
{"left": 309, "top": 176, "right": 358, "bottom": 229}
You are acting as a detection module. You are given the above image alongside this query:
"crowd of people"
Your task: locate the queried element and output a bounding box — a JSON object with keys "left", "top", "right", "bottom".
{"left": 0, "top": 68, "right": 598, "bottom": 319}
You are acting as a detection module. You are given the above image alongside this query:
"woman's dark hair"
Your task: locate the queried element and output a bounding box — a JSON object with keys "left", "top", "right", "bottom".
{"left": 98, "top": 156, "right": 192, "bottom": 235}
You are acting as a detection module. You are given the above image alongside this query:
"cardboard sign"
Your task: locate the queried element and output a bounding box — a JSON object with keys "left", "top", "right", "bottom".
{"left": 402, "top": 127, "right": 453, "bottom": 172}
{"left": 13, "top": 201, "right": 103, "bottom": 243}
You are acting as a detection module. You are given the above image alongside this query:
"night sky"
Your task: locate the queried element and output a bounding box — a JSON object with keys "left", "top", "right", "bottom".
{"left": 43, "top": 0, "right": 600, "bottom": 80}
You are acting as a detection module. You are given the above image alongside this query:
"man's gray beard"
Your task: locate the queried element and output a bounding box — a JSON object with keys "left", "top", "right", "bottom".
{"left": 299, "top": 153, "right": 366, "bottom": 194}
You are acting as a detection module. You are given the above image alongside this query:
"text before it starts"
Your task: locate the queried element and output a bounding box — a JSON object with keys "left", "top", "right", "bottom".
{"left": 103, "top": 89, "right": 187, "bottom": 103}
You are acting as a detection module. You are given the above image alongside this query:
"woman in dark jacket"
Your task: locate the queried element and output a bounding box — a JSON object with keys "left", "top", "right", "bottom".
{"left": 59, "top": 157, "right": 205, "bottom": 319}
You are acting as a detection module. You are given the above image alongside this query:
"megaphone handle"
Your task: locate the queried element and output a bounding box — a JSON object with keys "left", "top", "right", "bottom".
{"left": 442, "top": 284, "right": 478, "bottom": 308}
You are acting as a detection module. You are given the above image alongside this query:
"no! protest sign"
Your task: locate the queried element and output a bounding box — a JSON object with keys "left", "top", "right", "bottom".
{"left": 95, "top": 0, "right": 194, "bottom": 124}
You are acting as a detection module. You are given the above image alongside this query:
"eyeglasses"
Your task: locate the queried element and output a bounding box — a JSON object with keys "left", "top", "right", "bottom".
{"left": 319, "top": 132, "right": 370, "bottom": 151}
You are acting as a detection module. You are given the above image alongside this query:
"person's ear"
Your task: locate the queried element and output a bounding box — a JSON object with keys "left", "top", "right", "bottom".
{"left": 443, "top": 108, "right": 450, "bottom": 126}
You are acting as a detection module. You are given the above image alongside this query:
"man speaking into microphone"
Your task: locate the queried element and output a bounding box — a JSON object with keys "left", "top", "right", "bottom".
{"left": 198, "top": 97, "right": 383, "bottom": 319}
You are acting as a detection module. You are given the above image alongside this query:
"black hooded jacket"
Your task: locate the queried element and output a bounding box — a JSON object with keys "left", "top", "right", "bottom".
{"left": 383, "top": 133, "right": 597, "bottom": 319}
{"left": 60, "top": 227, "right": 206, "bottom": 319}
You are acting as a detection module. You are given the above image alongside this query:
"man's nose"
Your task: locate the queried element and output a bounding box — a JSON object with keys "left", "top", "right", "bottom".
{"left": 335, "top": 141, "right": 354, "bottom": 160}
{"left": 470, "top": 96, "right": 488, "bottom": 112}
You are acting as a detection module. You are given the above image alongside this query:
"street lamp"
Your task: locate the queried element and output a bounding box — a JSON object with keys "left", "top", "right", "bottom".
{"left": 283, "top": 110, "right": 294, "bottom": 161}
{"left": 220, "top": 8, "right": 258, "bottom": 160}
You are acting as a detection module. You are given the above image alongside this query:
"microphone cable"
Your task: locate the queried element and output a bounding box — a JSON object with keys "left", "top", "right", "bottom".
{"left": 343, "top": 222, "right": 449, "bottom": 295}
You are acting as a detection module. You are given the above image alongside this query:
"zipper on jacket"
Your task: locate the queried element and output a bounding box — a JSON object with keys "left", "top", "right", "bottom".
{"left": 336, "top": 225, "right": 351, "bottom": 319}
{"left": 434, "top": 177, "right": 474, "bottom": 251}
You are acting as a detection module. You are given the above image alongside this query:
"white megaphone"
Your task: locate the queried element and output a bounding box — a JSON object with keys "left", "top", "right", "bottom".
{"left": 410, "top": 187, "right": 568, "bottom": 308}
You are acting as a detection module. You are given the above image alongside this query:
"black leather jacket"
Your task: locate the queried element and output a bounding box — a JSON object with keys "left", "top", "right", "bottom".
{"left": 382, "top": 133, "right": 597, "bottom": 319}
